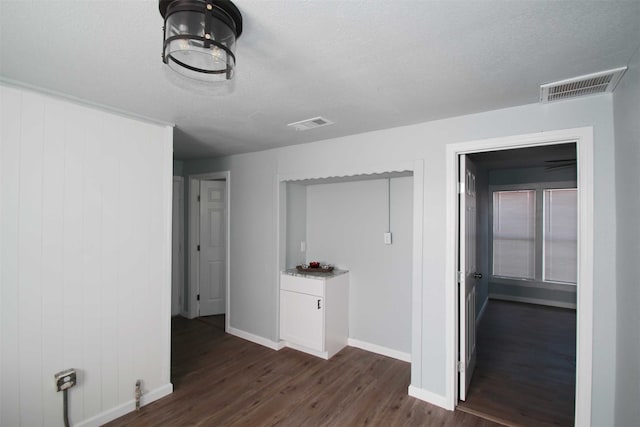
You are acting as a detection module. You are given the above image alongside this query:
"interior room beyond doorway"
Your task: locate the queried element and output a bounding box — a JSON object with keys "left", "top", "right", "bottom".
{"left": 458, "top": 143, "right": 578, "bottom": 426}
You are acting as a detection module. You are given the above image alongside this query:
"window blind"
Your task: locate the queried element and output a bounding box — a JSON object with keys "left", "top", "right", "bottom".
{"left": 544, "top": 189, "right": 577, "bottom": 283}
{"left": 492, "top": 190, "right": 536, "bottom": 279}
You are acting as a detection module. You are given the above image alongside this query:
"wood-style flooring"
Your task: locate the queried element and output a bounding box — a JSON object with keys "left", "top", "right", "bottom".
{"left": 457, "top": 300, "right": 576, "bottom": 427}
{"left": 106, "top": 315, "right": 498, "bottom": 427}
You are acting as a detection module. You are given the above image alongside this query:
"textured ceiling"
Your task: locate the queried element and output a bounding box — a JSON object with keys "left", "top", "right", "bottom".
{"left": 1, "top": 1, "right": 639, "bottom": 159}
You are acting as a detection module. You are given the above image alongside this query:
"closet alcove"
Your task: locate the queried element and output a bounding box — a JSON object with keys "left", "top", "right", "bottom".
{"left": 276, "top": 169, "right": 418, "bottom": 361}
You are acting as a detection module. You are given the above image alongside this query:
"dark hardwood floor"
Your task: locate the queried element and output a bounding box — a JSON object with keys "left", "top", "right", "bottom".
{"left": 106, "top": 315, "right": 498, "bottom": 427}
{"left": 457, "top": 300, "right": 576, "bottom": 427}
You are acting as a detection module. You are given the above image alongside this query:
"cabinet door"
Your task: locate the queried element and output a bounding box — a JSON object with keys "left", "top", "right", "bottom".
{"left": 280, "top": 290, "right": 324, "bottom": 351}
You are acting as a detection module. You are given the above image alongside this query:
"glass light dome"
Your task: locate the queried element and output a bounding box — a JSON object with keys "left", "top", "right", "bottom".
{"left": 160, "top": 0, "right": 242, "bottom": 82}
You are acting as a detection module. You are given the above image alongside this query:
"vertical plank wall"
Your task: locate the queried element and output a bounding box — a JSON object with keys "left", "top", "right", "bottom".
{"left": 0, "top": 85, "right": 174, "bottom": 427}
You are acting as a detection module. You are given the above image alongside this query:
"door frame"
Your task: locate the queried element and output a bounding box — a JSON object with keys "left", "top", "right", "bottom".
{"left": 187, "top": 171, "right": 231, "bottom": 330}
{"left": 445, "top": 127, "right": 593, "bottom": 426}
{"left": 172, "top": 176, "right": 185, "bottom": 317}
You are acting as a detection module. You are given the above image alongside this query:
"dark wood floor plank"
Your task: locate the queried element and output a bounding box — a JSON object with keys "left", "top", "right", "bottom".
{"left": 457, "top": 300, "right": 576, "bottom": 427}
{"left": 106, "top": 315, "right": 500, "bottom": 427}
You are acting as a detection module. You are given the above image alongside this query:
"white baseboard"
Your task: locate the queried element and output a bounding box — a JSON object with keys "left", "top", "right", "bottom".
{"left": 226, "top": 326, "right": 283, "bottom": 350}
{"left": 348, "top": 338, "right": 411, "bottom": 363}
{"left": 489, "top": 294, "right": 576, "bottom": 309}
{"left": 476, "top": 297, "right": 488, "bottom": 324}
{"left": 76, "top": 383, "right": 173, "bottom": 427}
{"left": 408, "top": 385, "right": 452, "bottom": 410}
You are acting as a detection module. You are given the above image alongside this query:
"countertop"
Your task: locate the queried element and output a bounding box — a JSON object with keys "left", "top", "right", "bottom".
{"left": 282, "top": 268, "right": 349, "bottom": 280}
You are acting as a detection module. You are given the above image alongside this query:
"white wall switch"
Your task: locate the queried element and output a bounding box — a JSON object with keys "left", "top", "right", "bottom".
{"left": 300, "top": 241, "right": 306, "bottom": 252}
{"left": 384, "top": 232, "right": 392, "bottom": 245}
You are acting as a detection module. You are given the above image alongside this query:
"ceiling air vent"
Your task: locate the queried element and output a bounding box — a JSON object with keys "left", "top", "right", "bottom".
{"left": 287, "top": 116, "right": 334, "bottom": 131}
{"left": 540, "top": 66, "right": 627, "bottom": 103}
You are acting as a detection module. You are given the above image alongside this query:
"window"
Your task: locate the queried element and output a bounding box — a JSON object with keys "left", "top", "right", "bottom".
{"left": 491, "top": 185, "right": 577, "bottom": 285}
{"left": 544, "top": 189, "right": 577, "bottom": 283}
{"left": 492, "top": 190, "right": 536, "bottom": 279}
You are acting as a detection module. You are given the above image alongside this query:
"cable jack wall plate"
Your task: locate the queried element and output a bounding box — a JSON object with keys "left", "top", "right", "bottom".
{"left": 54, "top": 369, "right": 77, "bottom": 392}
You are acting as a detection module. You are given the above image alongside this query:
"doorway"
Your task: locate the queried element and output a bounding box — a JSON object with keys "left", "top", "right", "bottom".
{"left": 458, "top": 144, "right": 578, "bottom": 425}
{"left": 445, "top": 127, "right": 594, "bottom": 426}
{"left": 187, "top": 172, "right": 231, "bottom": 329}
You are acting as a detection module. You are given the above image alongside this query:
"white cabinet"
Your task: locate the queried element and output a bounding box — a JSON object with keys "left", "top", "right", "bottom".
{"left": 279, "top": 270, "right": 349, "bottom": 359}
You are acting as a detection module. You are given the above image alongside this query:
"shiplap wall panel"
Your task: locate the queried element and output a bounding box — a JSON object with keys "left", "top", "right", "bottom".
{"left": 99, "top": 112, "right": 120, "bottom": 412}
{"left": 0, "top": 85, "right": 173, "bottom": 426}
{"left": 41, "top": 97, "right": 67, "bottom": 423}
{"left": 18, "top": 93, "right": 45, "bottom": 426}
{"left": 1, "top": 86, "right": 22, "bottom": 427}
{"left": 116, "top": 119, "right": 140, "bottom": 404}
{"left": 81, "top": 107, "right": 104, "bottom": 419}
{"left": 63, "top": 102, "right": 87, "bottom": 425}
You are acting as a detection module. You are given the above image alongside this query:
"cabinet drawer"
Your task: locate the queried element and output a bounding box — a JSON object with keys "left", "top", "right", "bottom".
{"left": 280, "top": 274, "right": 324, "bottom": 297}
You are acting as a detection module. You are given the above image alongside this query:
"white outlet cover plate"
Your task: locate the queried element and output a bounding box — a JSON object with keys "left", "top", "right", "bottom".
{"left": 384, "top": 232, "right": 392, "bottom": 245}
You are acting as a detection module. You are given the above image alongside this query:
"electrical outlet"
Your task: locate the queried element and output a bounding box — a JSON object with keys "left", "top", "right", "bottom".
{"left": 384, "top": 232, "right": 392, "bottom": 245}
{"left": 54, "top": 369, "right": 77, "bottom": 392}
{"left": 300, "top": 241, "right": 306, "bottom": 252}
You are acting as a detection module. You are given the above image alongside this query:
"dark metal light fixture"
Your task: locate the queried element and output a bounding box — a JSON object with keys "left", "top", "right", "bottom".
{"left": 159, "top": 0, "right": 243, "bottom": 82}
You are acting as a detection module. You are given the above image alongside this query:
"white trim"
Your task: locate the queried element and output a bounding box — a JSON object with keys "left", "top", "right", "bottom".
{"left": 187, "top": 172, "right": 231, "bottom": 322}
{"left": 408, "top": 385, "right": 452, "bottom": 410}
{"left": 476, "top": 297, "right": 489, "bottom": 324}
{"left": 411, "top": 160, "right": 425, "bottom": 385}
{"left": 445, "top": 127, "right": 593, "bottom": 427}
{"left": 0, "top": 78, "right": 175, "bottom": 128}
{"left": 574, "top": 128, "right": 594, "bottom": 427}
{"left": 75, "top": 383, "right": 173, "bottom": 427}
{"left": 172, "top": 176, "right": 186, "bottom": 317}
{"left": 160, "top": 129, "right": 174, "bottom": 389}
{"left": 275, "top": 176, "right": 285, "bottom": 342}
{"left": 489, "top": 294, "right": 576, "bottom": 310}
{"left": 277, "top": 161, "right": 415, "bottom": 183}
{"left": 348, "top": 338, "right": 411, "bottom": 363}
{"left": 227, "top": 327, "right": 283, "bottom": 351}
{"left": 187, "top": 177, "right": 199, "bottom": 319}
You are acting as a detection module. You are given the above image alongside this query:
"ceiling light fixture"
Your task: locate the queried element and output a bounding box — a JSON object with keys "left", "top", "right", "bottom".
{"left": 159, "top": 0, "right": 243, "bottom": 82}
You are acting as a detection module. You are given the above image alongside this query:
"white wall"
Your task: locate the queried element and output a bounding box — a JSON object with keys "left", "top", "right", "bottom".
{"left": 306, "top": 177, "right": 413, "bottom": 353}
{"left": 613, "top": 49, "right": 640, "bottom": 427}
{"left": 285, "top": 182, "right": 307, "bottom": 269}
{"left": 0, "top": 85, "right": 173, "bottom": 427}
{"left": 182, "top": 94, "right": 617, "bottom": 424}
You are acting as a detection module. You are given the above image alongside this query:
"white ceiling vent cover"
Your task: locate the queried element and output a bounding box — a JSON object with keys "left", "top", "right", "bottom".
{"left": 540, "top": 66, "right": 627, "bottom": 103}
{"left": 287, "top": 116, "right": 334, "bottom": 131}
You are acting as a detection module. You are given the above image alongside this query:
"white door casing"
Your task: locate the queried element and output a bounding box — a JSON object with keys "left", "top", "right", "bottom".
{"left": 198, "top": 180, "right": 226, "bottom": 316}
{"left": 445, "top": 128, "right": 593, "bottom": 426}
{"left": 171, "top": 177, "right": 184, "bottom": 316}
{"left": 459, "top": 154, "right": 478, "bottom": 401}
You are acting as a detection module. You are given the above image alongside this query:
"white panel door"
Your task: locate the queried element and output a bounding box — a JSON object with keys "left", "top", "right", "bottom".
{"left": 280, "top": 290, "right": 324, "bottom": 352}
{"left": 459, "top": 154, "right": 478, "bottom": 401}
{"left": 198, "top": 180, "right": 226, "bottom": 316}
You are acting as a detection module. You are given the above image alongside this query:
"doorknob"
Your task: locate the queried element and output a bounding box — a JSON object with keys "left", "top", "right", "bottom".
{"left": 473, "top": 272, "right": 483, "bottom": 279}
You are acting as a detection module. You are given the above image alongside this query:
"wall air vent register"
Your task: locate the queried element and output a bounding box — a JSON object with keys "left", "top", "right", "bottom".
{"left": 287, "top": 116, "right": 334, "bottom": 131}
{"left": 540, "top": 66, "right": 627, "bottom": 103}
